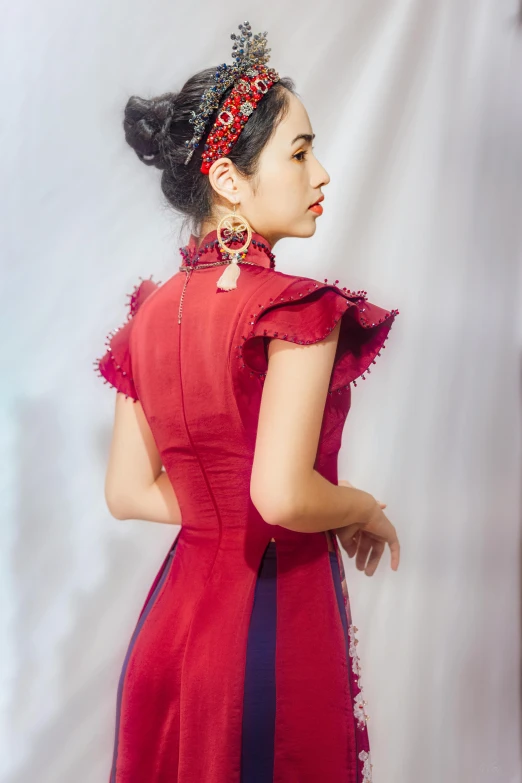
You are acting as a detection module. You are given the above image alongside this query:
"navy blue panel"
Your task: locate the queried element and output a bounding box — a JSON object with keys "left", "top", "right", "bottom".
{"left": 241, "top": 542, "right": 277, "bottom": 782}
{"left": 240, "top": 545, "right": 344, "bottom": 782}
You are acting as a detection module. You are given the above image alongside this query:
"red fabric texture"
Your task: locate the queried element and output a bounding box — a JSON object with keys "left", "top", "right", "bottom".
{"left": 95, "top": 229, "right": 399, "bottom": 783}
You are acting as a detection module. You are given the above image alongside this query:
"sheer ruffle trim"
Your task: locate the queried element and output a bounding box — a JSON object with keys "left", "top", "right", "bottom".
{"left": 238, "top": 277, "right": 399, "bottom": 394}
{"left": 93, "top": 276, "right": 160, "bottom": 401}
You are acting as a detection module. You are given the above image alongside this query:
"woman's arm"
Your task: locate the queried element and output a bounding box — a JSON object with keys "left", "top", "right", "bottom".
{"left": 104, "top": 394, "right": 182, "bottom": 525}
{"left": 250, "top": 320, "right": 377, "bottom": 533}
{"left": 113, "top": 469, "right": 182, "bottom": 525}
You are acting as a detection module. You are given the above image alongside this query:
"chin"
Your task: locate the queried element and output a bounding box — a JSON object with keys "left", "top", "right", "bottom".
{"left": 303, "top": 220, "right": 318, "bottom": 237}
{"left": 288, "top": 219, "right": 318, "bottom": 240}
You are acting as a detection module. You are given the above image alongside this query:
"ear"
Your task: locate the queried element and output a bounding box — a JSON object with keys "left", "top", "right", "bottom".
{"left": 207, "top": 158, "right": 240, "bottom": 203}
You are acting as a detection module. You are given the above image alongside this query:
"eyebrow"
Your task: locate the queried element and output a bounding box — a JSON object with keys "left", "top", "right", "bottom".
{"left": 291, "top": 133, "right": 315, "bottom": 145}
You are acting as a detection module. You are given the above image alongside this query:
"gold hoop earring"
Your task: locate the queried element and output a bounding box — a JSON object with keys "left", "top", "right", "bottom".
{"left": 215, "top": 203, "right": 253, "bottom": 291}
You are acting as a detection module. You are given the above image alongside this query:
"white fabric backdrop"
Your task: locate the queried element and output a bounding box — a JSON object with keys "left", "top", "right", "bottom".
{"left": 2, "top": 1, "right": 521, "bottom": 781}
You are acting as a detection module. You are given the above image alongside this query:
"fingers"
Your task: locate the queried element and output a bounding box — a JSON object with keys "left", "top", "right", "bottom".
{"left": 338, "top": 523, "right": 361, "bottom": 557}
{"left": 364, "top": 540, "right": 385, "bottom": 576}
{"left": 355, "top": 533, "right": 373, "bottom": 572}
{"left": 341, "top": 523, "right": 361, "bottom": 539}
{"left": 352, "top": 531, "right": 399, "bottom": 575}
{"left": 389, "top": 537, "right": 400, "bottom": 571}
{"left": 344, "top": 530, "right": 360, "bottom": 559}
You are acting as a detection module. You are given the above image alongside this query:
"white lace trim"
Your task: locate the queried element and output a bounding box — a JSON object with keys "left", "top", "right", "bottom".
{"left": 353, "top": 688, "right": 370, "bottom": 730}
{"left": 359, "top": 749, "right": 373, "bottom": 783}
{"left": 348, "top": 623, "right": 362, "bottom": 685}
{"left": 348, "top": 623, "right": 370, "bottom": 730}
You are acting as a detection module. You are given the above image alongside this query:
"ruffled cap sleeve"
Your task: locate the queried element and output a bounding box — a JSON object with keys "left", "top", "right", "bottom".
{"left": 239, "top": 277, "right": 399, "bottom": 393}
{"left": 93, "top": 276, "right": 160, "bottom": 401}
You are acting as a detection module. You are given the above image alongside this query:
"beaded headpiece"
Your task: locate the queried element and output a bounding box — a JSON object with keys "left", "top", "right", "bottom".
{"left": 183, "top": 21, "right": 280, "bottom": 174}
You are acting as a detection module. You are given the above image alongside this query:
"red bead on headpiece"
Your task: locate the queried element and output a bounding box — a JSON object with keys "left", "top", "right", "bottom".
{"left": 183, "top": 22, "right": 280, "bottom": 174}
{"left": 200, "top": 64, "right": 279, "bottom": 174}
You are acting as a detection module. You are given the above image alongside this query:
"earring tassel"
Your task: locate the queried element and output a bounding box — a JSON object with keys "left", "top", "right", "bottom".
{"left": 216, "top": 257, "right": 241, "bottom": 291}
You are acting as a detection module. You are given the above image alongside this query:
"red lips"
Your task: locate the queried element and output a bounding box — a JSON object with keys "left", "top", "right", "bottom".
{"left": 309, "top": 195, "right": 324, "bottom": 215}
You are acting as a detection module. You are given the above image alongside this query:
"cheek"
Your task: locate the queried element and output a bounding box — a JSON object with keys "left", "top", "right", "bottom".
{"left": 254, "top": 160, "right": 307, "bottom": 223}
{"left": 266, "top": 169, "right": 303, "bottom": 208}
{"left": 266, "top": 186, "right": 300, "bottom": 221}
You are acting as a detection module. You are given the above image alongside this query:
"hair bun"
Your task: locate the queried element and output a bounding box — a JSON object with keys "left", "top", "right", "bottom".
{"left": 123, "top": 93, "right": 177, "bottom": 169}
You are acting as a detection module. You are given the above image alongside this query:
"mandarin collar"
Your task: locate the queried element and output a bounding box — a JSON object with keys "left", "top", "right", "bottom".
{"left": 180, "top": 229, "right": 276, "bottom": 269}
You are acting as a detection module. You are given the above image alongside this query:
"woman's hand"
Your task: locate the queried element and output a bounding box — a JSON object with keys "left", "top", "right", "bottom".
{"left": 335, "top": 480, "right": 399, "bottom": 575}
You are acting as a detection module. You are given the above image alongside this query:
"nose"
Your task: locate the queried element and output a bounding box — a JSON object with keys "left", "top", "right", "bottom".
{"left": 312, "top": 157, "right": 330, "bottom": 188}
{"left": 321, "top": 166, "right": 331, "bottom": 187}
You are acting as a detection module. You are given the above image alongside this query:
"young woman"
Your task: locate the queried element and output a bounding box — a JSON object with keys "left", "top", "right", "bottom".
{"left": 95, "top": 22, "right": 400, "bottom": 783}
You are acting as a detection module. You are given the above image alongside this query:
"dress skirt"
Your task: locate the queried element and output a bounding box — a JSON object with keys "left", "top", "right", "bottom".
{"left": 240, "top": 542, "right": 349, "bottom": 783}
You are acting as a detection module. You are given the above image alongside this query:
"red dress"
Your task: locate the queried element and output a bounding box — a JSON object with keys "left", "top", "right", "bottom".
{"left": 95, "top": 228, "right": 399, "bottom": 783}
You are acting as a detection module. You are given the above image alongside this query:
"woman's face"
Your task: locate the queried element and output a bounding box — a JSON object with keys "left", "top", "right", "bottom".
{"left": 209, "top": 91, "right": 331, "bottom": 248}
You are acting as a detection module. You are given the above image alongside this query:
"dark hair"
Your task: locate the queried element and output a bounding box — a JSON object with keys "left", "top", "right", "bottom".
{"left": 122, "top": 67, "right": 297, "bottom": 236}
